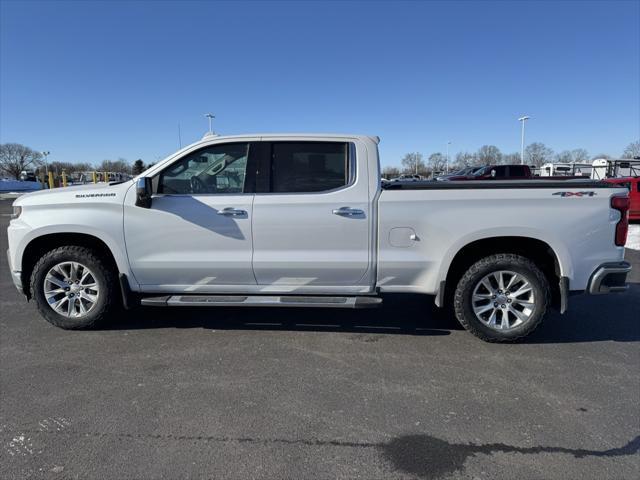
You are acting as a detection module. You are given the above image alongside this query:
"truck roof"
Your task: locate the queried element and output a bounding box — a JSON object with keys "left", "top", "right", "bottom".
{"left": 197, "top": 132, "right": 380, "bottom": 144}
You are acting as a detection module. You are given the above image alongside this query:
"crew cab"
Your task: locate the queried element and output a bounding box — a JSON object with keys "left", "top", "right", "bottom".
{"left": 6, "top": 134, "right": 632, "bottom": 342}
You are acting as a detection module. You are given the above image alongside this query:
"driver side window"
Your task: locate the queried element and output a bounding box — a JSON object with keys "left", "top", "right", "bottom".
{"left": 158, "top": 143, "right": 249, "bottom": 194}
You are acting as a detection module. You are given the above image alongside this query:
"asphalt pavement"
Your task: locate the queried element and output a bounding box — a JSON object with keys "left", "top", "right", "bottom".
{"left": 1, "top": 199, "right": 638, "bottom": 479}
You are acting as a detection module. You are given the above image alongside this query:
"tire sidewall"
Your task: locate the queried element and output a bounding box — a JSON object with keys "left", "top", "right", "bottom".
{"left": 457, "top": 257, "right": 547, "bottom": 341}
{"left": 31, "top": 248, "right": 113, "bottom": 329}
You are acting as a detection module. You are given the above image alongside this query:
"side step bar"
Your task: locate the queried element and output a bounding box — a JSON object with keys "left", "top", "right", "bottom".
{"left": 141, "top": 295, "right": 382, "bottom": 309}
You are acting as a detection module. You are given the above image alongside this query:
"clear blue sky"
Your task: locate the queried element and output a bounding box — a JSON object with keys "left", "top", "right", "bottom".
{"left": 1, "top": 0, "right": 638, "bottom": 167}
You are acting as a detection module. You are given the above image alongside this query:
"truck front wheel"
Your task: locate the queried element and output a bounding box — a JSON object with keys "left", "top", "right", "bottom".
{"left": 453, "top": 254, "right": 550, "bottom": 342}
{"left": 30, "top": 246, "right": 117, "bottom": 329}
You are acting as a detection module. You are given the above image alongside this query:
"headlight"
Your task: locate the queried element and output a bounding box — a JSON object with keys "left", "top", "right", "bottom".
{"left": 11, "top": 206, "right": 22, "bottom": 219}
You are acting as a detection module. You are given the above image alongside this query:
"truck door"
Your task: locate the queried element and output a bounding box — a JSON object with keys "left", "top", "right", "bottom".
{"left": 251, "top": 140, "right": 372, "bottom": 291}
{"left": 124, "top": 142, "right": 257, "bottom": 291}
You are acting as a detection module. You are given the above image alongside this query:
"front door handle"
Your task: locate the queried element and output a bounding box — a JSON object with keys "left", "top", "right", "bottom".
{"left": 332, "top": 207, "right": 364, "bottom": 217}
{"left": 217, "top": 207, "right": 247, "bottom": 217}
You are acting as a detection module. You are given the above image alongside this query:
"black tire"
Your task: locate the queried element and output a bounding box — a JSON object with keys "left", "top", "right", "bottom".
{"left": 30, "top": 246, "right": 116, "bottom": 329}
{"left": 453, "top": 253, "right": 550, "bottom": 342}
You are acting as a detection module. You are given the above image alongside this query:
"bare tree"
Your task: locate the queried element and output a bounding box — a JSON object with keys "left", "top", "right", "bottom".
{"left": 476, "top": 145, "right": 502, "bottom": 165}
{"left": 502, "top": 152, "right": 521, "bottom": 164}
{"left": 525, "top": 142, "right": 554, "bottom": 167}
{"left": 555, "top": 150, "right": 573, "bottom": 163}
{"left": 556, "top": 148, "right": 590, "bottom": 163}
{"left": 622, "top": 140, "right": 640, "bottom": 159}
{"left": 591, "top": 153, "right": 611, "bottom": 160}
{"left": 0, "top": 143, "right": 43, "bottom": 179}
{"left": 382, "top": 166, "right": 400, "bottom": 179}
{"left": 571, "top": 148, "right": 589, "bottom": 162}
{"left": 98, "top": 158, "right": 131, "bottom": 173}
{"left": 400, "top": 152, "right": 426, "bottom": 175}
{"left": 454, "top": 152, "right": 476, "bottom": 168}
{"left": 428, "top": 152, "right": 447, "bottom": 173}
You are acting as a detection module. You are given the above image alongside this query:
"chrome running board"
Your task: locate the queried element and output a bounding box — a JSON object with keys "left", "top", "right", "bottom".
{"left": 141, "top": 295, "right": 382, "bottom": 309}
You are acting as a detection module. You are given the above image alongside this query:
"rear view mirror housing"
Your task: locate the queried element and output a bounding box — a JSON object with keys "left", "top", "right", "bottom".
{"left": 135, "top": 177, "right": 153, "bottom": 208}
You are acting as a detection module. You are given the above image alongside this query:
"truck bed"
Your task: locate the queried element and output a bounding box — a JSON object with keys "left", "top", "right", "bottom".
{"left": 382, "top": 179, "right": 623, "bottom": 190}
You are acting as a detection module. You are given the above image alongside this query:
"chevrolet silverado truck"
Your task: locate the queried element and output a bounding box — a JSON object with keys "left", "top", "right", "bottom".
{"left": 6, "top": 134, "right": 632, "bottom": 342}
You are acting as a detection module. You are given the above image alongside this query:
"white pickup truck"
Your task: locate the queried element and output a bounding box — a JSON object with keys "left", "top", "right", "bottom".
{"left": 6, "top": 134, "right": 632, "bottom": 342}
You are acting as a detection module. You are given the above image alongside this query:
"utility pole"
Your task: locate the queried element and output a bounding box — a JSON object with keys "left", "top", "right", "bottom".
{"left": 446, "top": 141, "right": 451, "bottom": 173}
{"left": 518, "top": 116, "right": 530, "bottom": 165}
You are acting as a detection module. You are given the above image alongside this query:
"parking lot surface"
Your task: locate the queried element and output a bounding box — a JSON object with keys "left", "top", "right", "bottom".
{"left": 1, "top": 199, "right": 639, "bottom": 479}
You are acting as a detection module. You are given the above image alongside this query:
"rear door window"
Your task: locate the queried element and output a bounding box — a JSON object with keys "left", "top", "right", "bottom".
{"left": 268, "top": 142, "right": 349, "bottom": 193}
{"left": 493, "top": 166, "right": 507, "bottom": 178}
{"left": 508, "top": 166, "right": 526, "bottom": 177}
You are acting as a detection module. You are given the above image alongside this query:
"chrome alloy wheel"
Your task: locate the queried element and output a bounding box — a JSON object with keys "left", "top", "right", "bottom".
{"left": 471, "top": 270, "right": 536, "bottom": 331}
{"left": 43, "top": 261, "right": 100, "bottom": 318}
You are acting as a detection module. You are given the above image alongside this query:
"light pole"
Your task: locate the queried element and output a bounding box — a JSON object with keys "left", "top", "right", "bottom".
{"left": 446, "top": 141, "right": 451, "bottom": 173}
{"left": 204, "top": 113, "right": 215, "bottom": 135}
{"left": 41, "top": 151, "right": 50, "bottom": 189}
{"left": 518, "top": 116, "right": 530, "bottom": 165}
{"left": 42, "top": 151, "right": 50, "bottom": 174}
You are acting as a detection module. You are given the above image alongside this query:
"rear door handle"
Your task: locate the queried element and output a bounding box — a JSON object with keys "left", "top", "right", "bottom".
{"left": 217, "top": 207, "right": 247, "bottom": 217}
{"left": 332, "top": 207, "right": 364, "bottom": 217}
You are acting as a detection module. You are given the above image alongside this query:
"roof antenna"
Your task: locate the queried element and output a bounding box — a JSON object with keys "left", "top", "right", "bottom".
{"left": 203, "top": 113, "right": 217, "bottom": 139}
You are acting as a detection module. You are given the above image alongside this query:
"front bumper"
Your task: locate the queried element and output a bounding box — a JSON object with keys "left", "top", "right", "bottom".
{"left": 587, "top": 261, "right": 632, "bottom": 295}
{"left": 6, "top": 248, "right": 24, "bottom": 294}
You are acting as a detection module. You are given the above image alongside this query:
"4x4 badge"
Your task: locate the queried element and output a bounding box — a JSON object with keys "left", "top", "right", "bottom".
{"left": 553, "top": 191, "right": 597, "bottom": 197}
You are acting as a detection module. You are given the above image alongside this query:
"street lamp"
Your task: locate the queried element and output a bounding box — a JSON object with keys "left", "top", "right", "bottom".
{"left": 518, "top": 116, "right": 530, "bottom": 165}
{"left": 446, "top": 141, "right": 452, "bottom": 173}
{"left": 204, "top": 113, "right": 215, "bottom": 135}
{"left": 41, "top": 151, "right": 50, "bottom": 174}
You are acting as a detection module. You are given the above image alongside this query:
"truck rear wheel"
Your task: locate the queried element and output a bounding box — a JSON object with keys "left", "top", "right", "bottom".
{"left": 453, "top": 254, "right": 550, "bottom": 342}
{"left": 30, "top": 246, "right": 116, "bottom": 329}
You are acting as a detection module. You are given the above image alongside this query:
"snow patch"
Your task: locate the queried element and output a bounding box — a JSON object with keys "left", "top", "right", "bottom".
{"left": 626, "top": 224, "right": 640, "bottom": 251}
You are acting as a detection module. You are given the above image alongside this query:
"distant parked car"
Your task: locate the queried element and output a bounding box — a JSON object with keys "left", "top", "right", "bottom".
{"left": 19, "top": 170, "right": 37, "bottom": 182}
{"left": 391, "top": 174, "right": 422, "bottom": 182}
{"left": 446, "top": 164, "right": 533, "bottom": 180}
{"left": 603, "top": 177, "right": 639, "bottom": 221}
{"left": 436, "top": 166, "right": 482, "bottom": 181}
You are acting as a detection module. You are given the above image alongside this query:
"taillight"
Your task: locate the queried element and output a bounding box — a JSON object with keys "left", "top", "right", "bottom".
{"left": 611, "top": 194, "right": 630, "bottom": 247}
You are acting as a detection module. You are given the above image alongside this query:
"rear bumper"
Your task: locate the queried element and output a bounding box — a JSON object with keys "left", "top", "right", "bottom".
{"left": 587, "top": 261, "right": 632, "bottom": 295}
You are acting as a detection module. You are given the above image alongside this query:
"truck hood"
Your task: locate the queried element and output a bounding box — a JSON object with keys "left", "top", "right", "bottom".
{"left": 13, "top": 181, "right": 134, "bottom": 207}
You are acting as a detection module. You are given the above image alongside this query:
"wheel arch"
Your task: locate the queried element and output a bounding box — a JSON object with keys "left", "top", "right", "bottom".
{"left": 20, "top": 232, "right": 124, "bottom": 299}
{"left": 441, "top": 236, "right": 564, "bottom": 310}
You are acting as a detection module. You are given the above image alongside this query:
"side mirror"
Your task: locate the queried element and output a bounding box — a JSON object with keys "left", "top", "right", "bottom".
{"left": 490, "top": 169, "right": 497, "bottom": 178}
{"left": 135, "top": 177, "right": 153, "bottom": 208}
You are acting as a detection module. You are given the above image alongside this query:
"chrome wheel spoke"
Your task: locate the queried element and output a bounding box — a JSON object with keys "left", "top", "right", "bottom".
{"left": 509, "top": 307, "right": 528, "bottom": 325}
{"left": 473, "top": 293, "right": 493, "bottom": 300}
{"left": 52, "top": 296, "right": 69, "bottom": 312}
{"left": 512, "top": 284, "right": 532, "bottom": 298}
{"left": 45, "top": 276, "right": 68, "bottom": 289}
{"left": 505, "top": 273, "right": 519, "bottom": 291}
{"left": 480, "top": 278, "right": 494, "bottom": 293}
{"left": 487, "top": 309, "right": 498, "bottom": 326}
{"left": 513, "top": 300, "right": 535, "bottom": 309}
{"left": 82, "top": 292, "right": 98, "bottom": 303}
